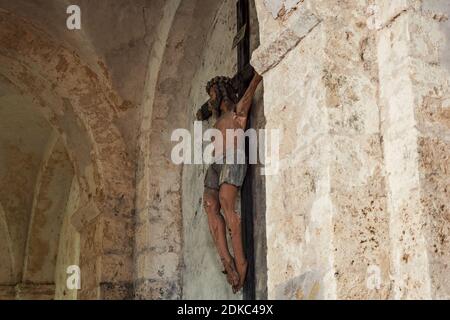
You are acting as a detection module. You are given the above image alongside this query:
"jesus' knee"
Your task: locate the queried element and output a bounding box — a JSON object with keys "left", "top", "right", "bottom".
{"left": 218, "top": 191, "right": 233, "bottom": 213}
{"left": 203, "top": 191, "right": 219, "bottom": 214}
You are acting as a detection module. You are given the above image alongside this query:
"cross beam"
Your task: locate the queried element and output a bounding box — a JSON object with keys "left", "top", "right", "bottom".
{"left": 236, "top": 0, "right": 255, "bottom": 301}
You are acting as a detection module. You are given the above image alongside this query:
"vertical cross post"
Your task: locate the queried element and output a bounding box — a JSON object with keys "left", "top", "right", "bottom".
{"left": 236, "top": 0, "right": 255, "bottom": 300}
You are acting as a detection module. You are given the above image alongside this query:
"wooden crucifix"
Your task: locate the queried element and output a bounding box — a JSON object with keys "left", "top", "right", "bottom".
{"left": 196, "top": 0, "right": 258, "bottom": 299}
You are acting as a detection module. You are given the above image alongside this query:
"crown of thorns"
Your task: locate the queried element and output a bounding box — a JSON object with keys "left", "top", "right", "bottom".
{"left": 206, "top": 76, "right": 238, "bottom": 104}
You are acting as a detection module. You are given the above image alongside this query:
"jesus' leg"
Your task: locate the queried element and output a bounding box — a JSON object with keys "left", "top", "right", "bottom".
{"left": 203, "top": 187, "right": 239, "bottom": 287}
{"left": 219, "top": 183, "right": 247, "bottom": 293}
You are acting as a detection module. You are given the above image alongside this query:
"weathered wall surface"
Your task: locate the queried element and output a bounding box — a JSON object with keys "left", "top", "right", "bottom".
{"left": 255, "top": 17, "right": 341, "bottom": 299}
{"left": 252, "top": 0, "right": 449, "bottom": 299}
{"left": 134, "top": 0, "right": 183, "bottom": 300}
{"left": 418, "top": 0, "right": 450, "bottom": 299}
{"left": 376, "top": 0, "right": 450, "bottom": 299}
{"left": 318, "top": 1, "right": 390, "bottom": 299}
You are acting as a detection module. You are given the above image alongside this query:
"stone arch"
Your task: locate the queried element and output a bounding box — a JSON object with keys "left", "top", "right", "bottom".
{"left": 0, "top": 10, "right": 134, "bottom": 206}
{"left": 0, "top": 9, "right": 135, "bottom": 299}
{"left": 22, "top": 136, "right": 74, "bottom": 285}
{"left": 134, "top": 0, "right": 225, "bottom": 299}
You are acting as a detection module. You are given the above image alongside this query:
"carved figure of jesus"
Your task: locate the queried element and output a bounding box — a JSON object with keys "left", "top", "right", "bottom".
{"left": 197, "top": 71, "right": 262, "bottom": 293}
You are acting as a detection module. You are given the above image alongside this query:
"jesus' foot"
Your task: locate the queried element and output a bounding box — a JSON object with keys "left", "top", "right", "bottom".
{"left": 233, "top": 260, "right": 248, "bottom": 293}
{"left": 221, "top": 258, "right": 239, "bottom": 288}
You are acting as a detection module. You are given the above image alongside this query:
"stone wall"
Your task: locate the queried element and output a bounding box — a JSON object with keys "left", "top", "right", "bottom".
{"left": 252, "top": 0, "right": 449, "bottom": 299}
{"left": 134, "top": 0, "right": 183, "bottom": 300}
{"left": 377, "top": 0, "right": 450, "bottom": 299}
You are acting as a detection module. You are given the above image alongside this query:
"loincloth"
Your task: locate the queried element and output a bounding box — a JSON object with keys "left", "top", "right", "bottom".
{"left": 204, "top": 153, "right": 247, "bottom": 191}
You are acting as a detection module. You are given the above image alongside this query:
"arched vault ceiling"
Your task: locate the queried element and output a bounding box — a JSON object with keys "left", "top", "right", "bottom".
{"left": 0, "top": 9, "right": 135, "bottom": 214}
{"left": 0, "top": 0, "right": 169, "bottom": 154}
{"left": 0, "top": 77, "right": 54, "bottom": 284}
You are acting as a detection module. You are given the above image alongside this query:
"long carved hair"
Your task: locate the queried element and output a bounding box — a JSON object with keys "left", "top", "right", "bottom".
{"left": 206, "top": 76, "right": 238, "bottom": 103}
{"left": 196, "top": 76, "right": 239, "bottom": 121}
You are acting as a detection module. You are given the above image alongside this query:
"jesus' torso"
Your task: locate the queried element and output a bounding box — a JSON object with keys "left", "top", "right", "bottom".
{"left": 212, "top": 109, "right": 247, "bottom": 161}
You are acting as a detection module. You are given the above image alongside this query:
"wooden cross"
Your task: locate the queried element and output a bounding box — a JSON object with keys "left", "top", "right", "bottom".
{"left": 195, "top": 0, "right": 256, "bottom": 300}
{"left": 235, "top": 0, "right": 255, "bottom": 301}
